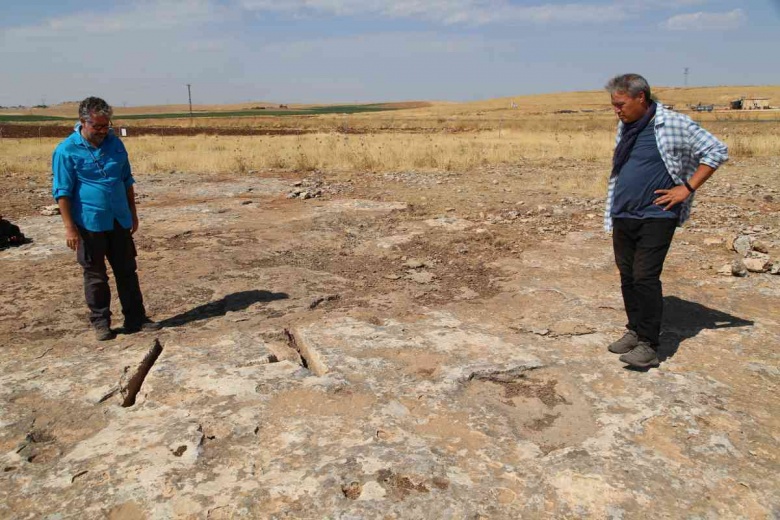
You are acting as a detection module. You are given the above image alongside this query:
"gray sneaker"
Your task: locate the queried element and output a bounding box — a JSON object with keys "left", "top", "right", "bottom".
{"left": 94, "top": 325, "right": 116, "bottom": 341}
{"left": 619, "top": 342, "right": 660, "bottom": 368}
{"left": 124, "top": 318, "right": 162, "bottom": 334}
{"left": 608, "top": 330, "right": 638, "bottom": 354}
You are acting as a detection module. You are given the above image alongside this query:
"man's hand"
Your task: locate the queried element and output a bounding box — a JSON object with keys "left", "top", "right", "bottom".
{"left": 65, "top": 225, "right": 80, "bottom": 250}
{"left": 653, "top": 185, "right": 692, "bottom": 211}
{"left": 131, "top": 214, "right": 139, "bottom": 235}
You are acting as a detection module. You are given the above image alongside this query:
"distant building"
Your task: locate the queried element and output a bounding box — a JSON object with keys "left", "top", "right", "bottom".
{"left": 743, "top": 98, "right": 770, "bottom": 110}
{"left": 731, "top": 97, "right": 770, "bottom": 110}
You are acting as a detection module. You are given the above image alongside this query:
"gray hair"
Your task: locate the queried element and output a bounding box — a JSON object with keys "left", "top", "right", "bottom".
{"left": 78, "top": 96, "right": 113, "bottom": 120}
{"left": 605, "top": 74, "right": 652, "bottom": 101}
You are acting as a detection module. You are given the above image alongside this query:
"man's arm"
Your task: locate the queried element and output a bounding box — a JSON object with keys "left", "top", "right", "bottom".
{"left": 653, "top": 164, "right": 716, "bottom": 211}
{"left": 120, "top": 146, "right": 138, "bottom": 235}
{"left": 52, "top": 146, "right": 79, "bottom": 249}
{"left": 127, "top": 185, "right": 139, "bottom": 234}
{"left": 688, "top": 119, "right": 729, "bottom": 170}
{"left": 654, "top": 118, "right": 727, "bottom": 210}
{"left": 57, "top": 197, "right": 81, "bottom": 250}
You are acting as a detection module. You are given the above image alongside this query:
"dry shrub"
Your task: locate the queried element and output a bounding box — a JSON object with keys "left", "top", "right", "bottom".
{"left": 724, "top": 134, "right": 780, "bottom": 158}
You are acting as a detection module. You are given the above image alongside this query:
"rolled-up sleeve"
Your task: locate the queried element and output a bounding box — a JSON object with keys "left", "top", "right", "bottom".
{"left": 118, "top": 142, "right": 135, "bottom": 190}
{"left": 52, "top": 147, "right": 75, "bottom": 200}
{"left": 687, "top": 120, "right": 728, "bottom": 169}
{"left": 122, "top": 160, "right": 135, "bottom": 190}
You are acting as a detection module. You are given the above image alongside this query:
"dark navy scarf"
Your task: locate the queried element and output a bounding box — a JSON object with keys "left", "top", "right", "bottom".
{"left": 611, "top": 101, "right": 657, "bottom": 178}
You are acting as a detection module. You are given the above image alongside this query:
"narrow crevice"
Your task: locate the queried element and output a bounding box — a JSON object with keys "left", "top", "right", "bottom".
{"left": 467, "top": 363, "right": 543, "bottom": 383}
{"left": 121, "top": 338, "right": 164, "bottom": 407}
{"left": 283, "top": 328, "right": 329, "bottom": 375}
{"left": 283, "top": 328, "right": 308, "bottom": 369}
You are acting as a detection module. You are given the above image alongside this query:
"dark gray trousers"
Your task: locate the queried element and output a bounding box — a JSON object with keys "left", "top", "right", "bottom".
{"left": 77, "top": 220, "right": 146, "bottom": 328}
{"left": 612, "top": 218, "right": 677, "bottom": 347}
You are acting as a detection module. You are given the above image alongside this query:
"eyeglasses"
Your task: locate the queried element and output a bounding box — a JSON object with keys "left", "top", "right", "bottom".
{"left": 85, "top": 120, "right": 111, "bottom": 131}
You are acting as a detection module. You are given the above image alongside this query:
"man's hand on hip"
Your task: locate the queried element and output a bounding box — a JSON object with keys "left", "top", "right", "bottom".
{"left": 131, "top": 215, "right": 139, "bottom": 235}
{"left": 65, "top": 225, "right": 80, "bottom": 250}
{"left": 653, "top": 185, "right": 691, "bottom": 211}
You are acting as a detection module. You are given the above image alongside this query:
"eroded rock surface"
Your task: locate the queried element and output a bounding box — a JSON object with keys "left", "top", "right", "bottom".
{"left": 1, "top": 161, "right": 779, "bottom": 518}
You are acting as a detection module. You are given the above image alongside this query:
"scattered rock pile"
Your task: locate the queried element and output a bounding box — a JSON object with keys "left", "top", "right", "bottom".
{"left": 718, "top": 234, "right": 778, "bottom": 276}
{"left": 401, "top": 257, "right": 438, "bottom": 284}
{"left": 40, "top": 205, "right": 60, "bottom": 216}
{"left": 382, "top": 171, "right": 455, "bottom": 187}
{"left": 286, "top": 177, "right": 352, "bottom": 200}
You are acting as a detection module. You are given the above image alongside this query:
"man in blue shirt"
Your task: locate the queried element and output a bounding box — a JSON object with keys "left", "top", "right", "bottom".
{"left": 603, "top": 74, "right": 728, "bottom": 368}
{"left": 52, "top": 97, "right": 159, "bottom": 341}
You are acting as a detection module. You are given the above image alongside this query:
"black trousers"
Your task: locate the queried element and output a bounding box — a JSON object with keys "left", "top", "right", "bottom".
{"left": 77, "top": 220, "right": 146, "bottom": 328}
{"left": 612, "top": 218, "right": 677, "bottom": 347}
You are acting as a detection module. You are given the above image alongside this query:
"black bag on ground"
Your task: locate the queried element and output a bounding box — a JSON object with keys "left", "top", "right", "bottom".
{"left": 0, "top": 218, "right": 27, "bottom": 249}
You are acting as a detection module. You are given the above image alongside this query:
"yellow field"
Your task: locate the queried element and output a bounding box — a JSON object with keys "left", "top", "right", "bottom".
{"left": 2, "top": 86, "right": 778, "bottom": 196}
{"left": 126, "top": 129, "right": 613, "bottom": 173}
{"left": 3, "top": 125, "right": 778, "bottom": 192}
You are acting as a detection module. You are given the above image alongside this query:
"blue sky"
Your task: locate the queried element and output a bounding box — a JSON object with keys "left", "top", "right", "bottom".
{"left": 2, "top": 0, "right": 779, "bottom": 106}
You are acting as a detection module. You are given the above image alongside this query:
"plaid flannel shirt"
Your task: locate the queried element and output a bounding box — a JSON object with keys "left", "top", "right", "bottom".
{"left": 603, "top": 105, "right": 728, "bottom": 232}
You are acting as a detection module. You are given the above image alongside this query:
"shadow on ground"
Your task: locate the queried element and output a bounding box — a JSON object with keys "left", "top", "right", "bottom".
{"left": 658, "top": 295, "right": 754, "bottom": 361}
{"left": 159, "top": 290, "right": 289, "bottom": 328}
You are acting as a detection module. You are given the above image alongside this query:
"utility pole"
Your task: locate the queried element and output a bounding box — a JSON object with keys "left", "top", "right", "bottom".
{"left": 186, "top": 84, "right": 193, "bottom": 122}
{"left": 684, "top": 67, "right": 689, "bottom": 87}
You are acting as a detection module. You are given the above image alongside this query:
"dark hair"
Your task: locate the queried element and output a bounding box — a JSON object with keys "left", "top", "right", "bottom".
{"left": 78, "top": 96, "right": 113, "bottom": 120}
{"left": 605, "top": 74, "right": 652, "bottom": 102}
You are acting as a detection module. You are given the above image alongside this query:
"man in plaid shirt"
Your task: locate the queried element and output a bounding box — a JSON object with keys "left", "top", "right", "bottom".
{"left": 603, "top": 74, "right": 728, "bottom": 368}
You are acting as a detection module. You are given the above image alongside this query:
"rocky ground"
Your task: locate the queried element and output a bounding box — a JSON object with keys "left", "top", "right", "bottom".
{"left": 1, "top": 157, "right": 779, "bottom": 519}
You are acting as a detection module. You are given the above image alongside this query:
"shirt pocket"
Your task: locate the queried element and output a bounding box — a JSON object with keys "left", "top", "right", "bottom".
{"left": 73, "top": 157, "right": 105, "bottom": 180}
{"left": 103, "top": 150, "right": 128, "bottom": 179}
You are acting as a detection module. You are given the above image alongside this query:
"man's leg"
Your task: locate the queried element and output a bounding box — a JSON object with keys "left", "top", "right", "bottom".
{"left": 77, "top": 228, "right": 114, "bottom": 339}
{"left": 105, "top": 221, "right": 147, "bottom": 329}
{"left": 618, "top": 218, "right": 677, "bottom": 368}
{"left": 612, "top": 218, "right": 641, "bottom": 334}
{"left": 630, "top": 219, "right": 677, "bottom": 346}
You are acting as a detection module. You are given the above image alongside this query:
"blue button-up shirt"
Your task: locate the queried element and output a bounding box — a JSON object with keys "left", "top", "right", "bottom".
{"left": 604, "top": 105, "right": 728, "bottom": 232}
{"left": 52, "top": 124, "right": 135, "bottom": 232}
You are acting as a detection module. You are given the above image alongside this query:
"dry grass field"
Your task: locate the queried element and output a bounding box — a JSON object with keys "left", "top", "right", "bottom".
{"left": 2, "top": 86, "right": 779, "bottom": 245}
{"left": 2, "top": 85, "right": 779, "bottom": 207}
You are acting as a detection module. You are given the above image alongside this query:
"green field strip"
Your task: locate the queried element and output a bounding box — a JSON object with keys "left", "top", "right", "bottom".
{"left": 0, "top": 104, "right": 400, "bottom": 123}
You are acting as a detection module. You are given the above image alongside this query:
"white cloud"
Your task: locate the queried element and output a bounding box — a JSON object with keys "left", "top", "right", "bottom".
{"left": 2, "top": 0, "right": 221, "bottom": 39}
{"left": 0, "top": 0, "right": 239, "bottom": 106}
{"left": 661, "top": 8, "right": 746, "bottom": 31}
{"left": 0, "top": 0, "right": 766, "bottom": 106}
{"left": 631, "top": 0, "right": 707, "bottom": 8}
{"left": 240, "top": 0, "right": 629, "bottom": 25}
{"left": 0, "top": 0, "right": 724, "bottom": 43}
